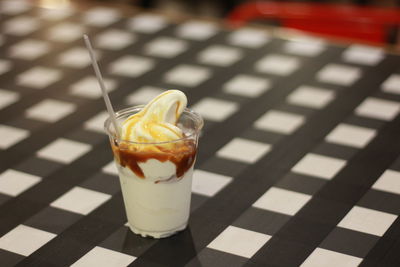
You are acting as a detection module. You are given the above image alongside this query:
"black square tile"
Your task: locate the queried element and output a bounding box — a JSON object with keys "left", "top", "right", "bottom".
{"left": 215, "top": 91, "right": 253, "bottom": 104}
{"left": 186, "top": 248, "right": 247, "bottom": 267}
{"left": 80, "top": 172, "right": 121, "bottom": 195}
{"left": 250, "top": 236, "right": 315, "bottom": 267}
{"left": 0, "top": 249, "right": 24, "bottom": 267}
{"left": 318, "top": 180, "right": 366, "bottom": 205}
{"left": 373, "top": 91, "right": 400, "bottom": 103}
{"left": 358, "top": 189, "right": 400, "bottom": 215}
{"left": 129, "top": 226, "right": 199, "bottom": 266}
{"left": 0, "top": 193, "right": 11, "bottom": 206}
{"left": 14, "top": 156, "right": 63, "bottom": 178}
{"left": 277, "top": 216, "right": 333, "bottom": 246}
{"left": 100, "top": 226, "right": 157, "bottom": 257}
{"left": 190, "top": 193, "right": 208, "bottom": 212}
{"left": 199, "top": 156, "right": 247, "bottom": 178}
{"left": 65, "top": 128, "right": 107, "bottom": 146}
{"left": 312, "top": 142, "right": 358, "bottom": 161}
{"left": 6, "top": 116, "right": 47, "bottom": 132}
{"left": 389, "top": 156, "right": 400, "bottom": 172}
{"left": 24, "top": 206, "right": 82, "bottom": 234}
{"left": 233, "top": 207, "right": 291, "bottom": 236}
{"left": 277, "top": 103, "right": 316, "bottom": 117}
{"left": 298, "top": 197, "right": 352, "bottom": 225}
{"left": 344, "top": 115, "right": 384, "bottom": 130}
{"left": 276, "top": 172, "right": 326, "bottom": 195}
{"left": 241, "top": 128, "right": 283, "bottom": 145}
{"left": 320, "top": 227, "right": 379, "bottom": 258}
{"left": 201, "top": 120, "right": 218, "bottom": 133}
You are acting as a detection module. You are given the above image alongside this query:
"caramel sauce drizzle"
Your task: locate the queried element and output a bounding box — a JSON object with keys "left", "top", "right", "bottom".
{"left": 112, "top": 140, "right": 197, "bottom": 179}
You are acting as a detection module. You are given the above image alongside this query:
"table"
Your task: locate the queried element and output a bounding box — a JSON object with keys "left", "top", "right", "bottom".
{"left": 1, "top": 1, "right": 400, "bottom": 266}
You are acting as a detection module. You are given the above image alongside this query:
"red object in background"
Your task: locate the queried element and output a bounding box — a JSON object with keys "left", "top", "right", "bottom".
{"left": 227, "top": 1, "right": 400, "bottom": 45}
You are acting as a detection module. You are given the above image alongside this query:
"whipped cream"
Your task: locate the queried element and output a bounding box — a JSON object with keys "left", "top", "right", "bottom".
{"left": 121, "top": 90, "right": 187, "bottom": 144}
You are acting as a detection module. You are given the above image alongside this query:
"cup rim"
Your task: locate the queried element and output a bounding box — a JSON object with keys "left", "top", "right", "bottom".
{"left": 104, "top": 105, "right": 203, "bottom": 145}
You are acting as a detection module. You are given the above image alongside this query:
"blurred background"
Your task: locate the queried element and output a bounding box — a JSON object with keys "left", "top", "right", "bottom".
{"left": 34, "top": 0, "right": 400, "bottom": 46}
{"left": 88, "top": 0, "right": 399, "bottom": 46}
{"left": 118, "top": 0, "right": 400, "bottom": 17}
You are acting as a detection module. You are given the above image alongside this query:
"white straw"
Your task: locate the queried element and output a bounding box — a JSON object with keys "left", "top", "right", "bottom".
{"left": 83, "top": 34, "right": 120, "bottom": 139}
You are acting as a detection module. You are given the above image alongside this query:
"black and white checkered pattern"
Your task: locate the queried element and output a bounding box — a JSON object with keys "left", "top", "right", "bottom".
{"left": 1, "top": 0, "right": 400, "bottom": 266}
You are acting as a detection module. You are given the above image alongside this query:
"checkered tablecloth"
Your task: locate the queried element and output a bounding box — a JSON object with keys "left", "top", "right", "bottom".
{"left": 1, "top": 0, "right": 400, "bottom": 266}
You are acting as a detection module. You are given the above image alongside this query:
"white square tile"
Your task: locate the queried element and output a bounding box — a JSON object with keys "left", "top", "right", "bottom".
{"left": 82, "top": 7, "right": 120, "bottom": 27}
{"left": 253, "top": 187, "right": 311, "bottom": 216}
{"left": 0, "top": 59, "right": 12, "bottom": 75}
{"left": 38, "top": 7, "right": 74, "bottom": 21}
{"left": 355, "top": 97, "right": 400, "bottom": 121}
{"left": 4, "top": 16, "right": 39, "bottom": 36}
{"left": 176, "top": 21, "right": 218, "bottom": 40}
{"left": 208, "top": 226, "right": 271, "bottom": 258}
{"left": 95, "top": 30, "right": 135, "bottom": 50}
{"left": 37, "top": 138, "right": 91, "bottom": 164}
{"left": 0, "top": 225, "right": 56, "bottom": 256}
{"left": 144, "top": 37, "right": 188, "bottom": 58}
{"left": 198, "top": 45, "right": 242, "bottom": 67}
{"left": 127, "top": 14, "right": 166, "bottom": 33}
{"left": 256, "top": 54, "right": 300, "bottom": 76}
{"left": 25, "top": 99, "right": 76, "bottom": 123}
{"left": 17, "top": 67, "right": 62, "bottom": 89}
{"left": 317, "top": 64, "right": 361, "bottom": 86}
{"left": 283, "top": 41, "right": 325, "bottom": 57}
{"left": 1, "top": 0, "right": 30, "bottom": 15}
{"left": 58, "top": 47, "right": 98, "bottom": 68}
{"left": 51, "top": 186, "right": 111, "bottom": 215}
{"left": 372, "top": 169, "right": 400, "bottom": 195}
{"left": 254, "top": 110, "right": 305, "bottom": 134}
{"left": 164, "top": 64, "right": 211, "bottom": 87}
{"left": 9, "top": 39, "right": 50, "bottom": 60}
{"left": 70, "top": 76, "right": 117, "bottom": 99}
{"left": 223, "top": 74, "right": 271, "bottom": 97}
{"left": 71, "top": 246, "right": 135, "bottom": 267}
{"left": 301, "top": 248, "right": 362, "bottom": 267}
{"left": 227, "top": 28, "right": 270, "bottom": 48}
{"left": 102, "top": 161, "right": 118, "bottom": 176}
{"left": 84, "top": 111, "right": 109, "bottom": 134}
{"left": 0, "top": 169, "right": 41, "bottom": 197}
{"left": 125, "top": 86, "right": 164, "bottom": 105}
{"left": 217, "top": 138, "right": 271, "bottom": 164}
{"left": 325, "top": 123, "right": 376, "bottom": 148}
{"left": 382, "top": 74, "right": 400, "bottom": 95}
{"left": 109, "top": 56, "right": 154, "bottom": 77}
{"left": 192, "top": 169, "right": 232, "bottom": 197}
{"left": 342, "top": 45, "right": 384, "bottom": 66}
{"left": 287, "top": 85, "right": 335, "bottom": 109}
{"left": 0, "top": 89, "right": 19, "bottom": 110}
{"left": 191, "top": 97, "right": 238, "bottom": 122}
{"left": 48, "top": 23, "right": 85, "bottom": 42}
{"left": 292, "top": 153, "right": 346, "bottom": 180}
{"left": 0, "top": 125, "right": 29, "bottom": 149}
{"left": 338, "top": 206, "right": 397, "bottom": 236}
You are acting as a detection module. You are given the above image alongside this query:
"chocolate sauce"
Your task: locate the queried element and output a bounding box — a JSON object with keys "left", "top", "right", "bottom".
{"left": 112, "top": 140, "right": 197, "bottom": 179}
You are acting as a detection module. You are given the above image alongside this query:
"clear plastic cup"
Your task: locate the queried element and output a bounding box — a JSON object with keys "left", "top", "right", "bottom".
{"left": 104, "top": 106, "right": 203, "bottom": 238}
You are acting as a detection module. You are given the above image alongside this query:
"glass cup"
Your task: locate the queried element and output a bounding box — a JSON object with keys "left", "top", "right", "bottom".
{"left": 104, "top": 106, "right": 203, "bottom": 238}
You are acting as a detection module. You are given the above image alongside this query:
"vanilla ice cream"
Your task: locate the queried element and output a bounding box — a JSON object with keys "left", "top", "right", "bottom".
{"left": 106, "top": 90, "right": 202, "bottom": 238}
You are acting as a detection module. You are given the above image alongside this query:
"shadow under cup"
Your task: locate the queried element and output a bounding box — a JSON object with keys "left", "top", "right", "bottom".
{"left": 104, "top": 106, "right": 203, "bottom": 238}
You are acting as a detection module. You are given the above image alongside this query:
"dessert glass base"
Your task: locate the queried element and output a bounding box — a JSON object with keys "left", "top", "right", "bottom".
{"left": 128, "top": 221, "right": 188, "bottom": 239}
{"left": 105, "top": 106, "right": 203, "bottom": 239}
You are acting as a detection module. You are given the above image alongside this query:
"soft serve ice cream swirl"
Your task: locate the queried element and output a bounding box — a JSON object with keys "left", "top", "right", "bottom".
{"left": 121, "top": 90, "right": 187, "bottom": 145}
{"left": 114, "top": 90, "right": 196, "bottom": 180}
